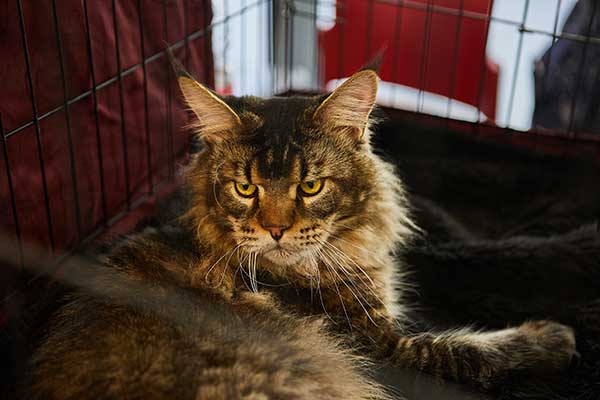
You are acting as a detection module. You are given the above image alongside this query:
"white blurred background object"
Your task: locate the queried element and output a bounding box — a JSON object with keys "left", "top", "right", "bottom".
{"left": 212, "top": 0, "right": 579, "bottom": 131}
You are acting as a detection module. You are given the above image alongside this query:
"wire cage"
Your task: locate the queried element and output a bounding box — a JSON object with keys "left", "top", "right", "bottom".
{"left": 1, "top": 1, "right": 600, "bottom": 312}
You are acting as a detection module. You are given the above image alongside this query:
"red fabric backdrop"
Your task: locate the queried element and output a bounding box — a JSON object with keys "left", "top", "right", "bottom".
{"left": 319, "top": 0, "right": 498, "bottom": 121}
{"left": 0, "top": 1, "right": 214, "bottom": 258}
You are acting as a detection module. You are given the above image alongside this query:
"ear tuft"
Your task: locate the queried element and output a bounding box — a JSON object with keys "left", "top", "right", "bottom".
{"left": 177, "top": 77, "right": 242, "bottom": 143}
{"left": 170, "top": 52, "right": 241, "bottom": 143}
{"left": 314, "top": 70, "right": 379, "bottom": 141}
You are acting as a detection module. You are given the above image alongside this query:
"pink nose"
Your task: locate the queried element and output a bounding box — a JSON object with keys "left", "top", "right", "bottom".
{"left": 263, "top": 225, "right": 288, "bottom": 241}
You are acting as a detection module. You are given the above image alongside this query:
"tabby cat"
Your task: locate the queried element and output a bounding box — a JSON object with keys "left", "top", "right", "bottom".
{"left": 23, "top": 65, "right": 577, "bottom": 399}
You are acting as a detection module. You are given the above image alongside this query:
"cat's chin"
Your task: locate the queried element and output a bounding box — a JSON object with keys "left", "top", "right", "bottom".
{"left": 262, "top": 249, "right": 299, "bottom": 266}
{"left": 261, "top": 248, "right": 310, "bottom": 268}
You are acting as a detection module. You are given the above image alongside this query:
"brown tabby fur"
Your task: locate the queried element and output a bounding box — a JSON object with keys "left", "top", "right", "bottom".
{"left": 23, "top": 67, "right": 577, "bottom": 399}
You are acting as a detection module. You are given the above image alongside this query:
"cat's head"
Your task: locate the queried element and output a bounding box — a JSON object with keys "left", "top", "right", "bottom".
{"left": 177, "top": 68, "right": 414, "bottom": 278}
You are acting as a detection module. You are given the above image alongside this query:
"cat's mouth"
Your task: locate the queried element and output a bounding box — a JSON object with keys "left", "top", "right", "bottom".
{"left": 247, "top": 236, "right": 327, "bottom": 268}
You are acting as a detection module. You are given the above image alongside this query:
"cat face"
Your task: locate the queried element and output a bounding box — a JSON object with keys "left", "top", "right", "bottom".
{"left": 177, "top": 68, "right": 390, "bottom": 275}
{"left": 201, "top": 98, "right": 377, "bottom": 268}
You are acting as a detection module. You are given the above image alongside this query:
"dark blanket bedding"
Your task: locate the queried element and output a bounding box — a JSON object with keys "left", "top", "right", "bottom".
{"left": 373, "top": 118, "right": 600, "bottom": 399}
{"left": 396, "top": 223, "right": 600, "bottom": 400}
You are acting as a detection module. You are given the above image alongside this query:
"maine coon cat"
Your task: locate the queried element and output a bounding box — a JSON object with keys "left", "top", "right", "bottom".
{"left": 23, "top": 64, "right": 577, "bottom": 399}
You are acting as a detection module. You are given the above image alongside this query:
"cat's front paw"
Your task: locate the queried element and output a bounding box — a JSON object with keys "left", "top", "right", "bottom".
{"left": 515, "top": 320, "right": 578, "bottom": 372}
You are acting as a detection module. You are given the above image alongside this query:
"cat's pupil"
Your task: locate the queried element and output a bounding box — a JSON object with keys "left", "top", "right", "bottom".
{"left": 306, "top": 182, "right": 314, "bottom": 188}
{"left": 242, "top": 184, "right": 249, "bottom": 190}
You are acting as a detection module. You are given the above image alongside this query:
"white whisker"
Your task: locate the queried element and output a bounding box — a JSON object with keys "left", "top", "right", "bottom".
{"left": 318, "top": 240, "right": 385, "bottom": 310}
{"left": 315, "top": 247, "right": 353, "bottom": 331}
{"left": 315, "top": 246, "right": 378, "bottom": 327}
{"left": 217, "top": 243, "right": 246, "bottom": 287}
{"left": 311, "top": 254, "right": 334, "bottom": 324}
{"left": 321, "top": 246, "right": 378, "bottom": 311}
{"left": 205, "top": 241, "right": 245, "bottom": 284}
{"left": 323, "top": 225, "right": 380, "bottom": 258}
{"left": 251, "top": 252, "right": 259, "bottom": 293}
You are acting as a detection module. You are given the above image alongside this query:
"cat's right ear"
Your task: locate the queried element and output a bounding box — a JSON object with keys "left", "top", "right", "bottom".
{"left": 170, "top": 53, "right": 241, "bottom": 143}
{"left": 313, "top": 70, "right": 378, "bottom": 142}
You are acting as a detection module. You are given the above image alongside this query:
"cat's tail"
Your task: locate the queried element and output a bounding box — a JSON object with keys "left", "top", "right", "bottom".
{"left": 0, "top": 235, "right": 393, "bottom": 400}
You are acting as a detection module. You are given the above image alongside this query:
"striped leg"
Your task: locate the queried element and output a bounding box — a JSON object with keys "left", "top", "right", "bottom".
{"left": 391, "top": 320, "right": 577, "bottom": 388}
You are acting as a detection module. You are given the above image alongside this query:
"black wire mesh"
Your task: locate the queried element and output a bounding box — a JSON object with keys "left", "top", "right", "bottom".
{"left": 0, "top": 0, "right": 270, "bottom": 302}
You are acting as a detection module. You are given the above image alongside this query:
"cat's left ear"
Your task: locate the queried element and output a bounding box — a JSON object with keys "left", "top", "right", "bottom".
{"left": 168, "top": 49, "right": 242, "bottom": 144}
{"left": 313, "top": 70, "right": 378, "bottom": 142}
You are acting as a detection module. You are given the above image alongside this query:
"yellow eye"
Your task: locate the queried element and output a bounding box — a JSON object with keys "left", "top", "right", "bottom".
{"left": 234, "top": 182, "right": 257, "bottom": 198}
{"left": 299, "top": 180, "right": 323, "bottom": 196}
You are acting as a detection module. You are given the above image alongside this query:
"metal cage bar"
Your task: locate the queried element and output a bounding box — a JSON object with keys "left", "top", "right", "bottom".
{"left": 370, "top": 0, "right": 600, "bottom": 47}
{"left": 51, "top": 0, "right": 83, "bottom": 241}
{"left": 473, "top": 0, "right": 494, "bottom": 125}
{"left": 6, "top": 0, "right": 600, "bottom": 141}
{"left": 365, "top": 0, "right": 374, "bottom": 62}
{"left": 4, "top": 3, "right": 263, "bottom": 140}
{"left": 445, "top": 0, "right": 465, "bottom": 121}
{"left": 137, "top": 0, "right": 154, "bottom": 195}
{"left": 110, "top": 0, "right": 133, "bottom": 210}
{"left": 0, "top": 117, "right": 23, "bottom": 268}
{"left": 336, "top": 0, "right": 346, "bottom": 79}
{"left": 567, "top": 0, "right": 599, "bottom": 137}
{"left": 505, "top": 0, "right": 531, "bottom": 127}
{"left": 240, "top": 0, "right": 247, "bottom": 94}
{"left": 416, "top": 0, "right": 434, "bottom": 114}
{"left": 540, "top": 0, "right": 564, "bottom": 98}
{"left": 390, "top": 0, "right": 404, "bottom": 107}
{"left": 82, "top": 0, "right": 109, "bottom": 227}
{"left": 0, "top": 0, "right": 260, "bottom": 304}
{"left": 15, "top": 0, "right": 56, "bottom": 252}
{"left": 161, "top": 0, "right": 175, "bottom": 179}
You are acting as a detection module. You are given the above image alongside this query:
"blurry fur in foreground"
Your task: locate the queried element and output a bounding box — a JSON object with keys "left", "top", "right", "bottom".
{"left": 0, "top": 235, "right": 387, "bottom": 400}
